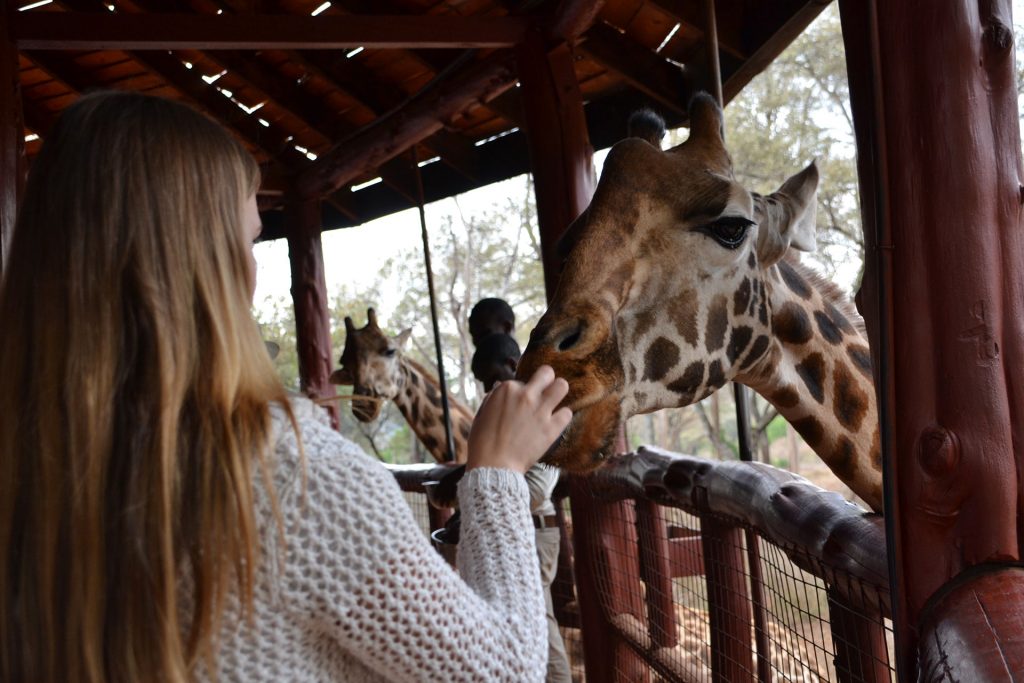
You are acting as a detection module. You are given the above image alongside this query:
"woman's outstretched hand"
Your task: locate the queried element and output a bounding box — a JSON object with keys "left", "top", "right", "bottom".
{"left": 466, "top": 365, "right": 572, "bottom": 473}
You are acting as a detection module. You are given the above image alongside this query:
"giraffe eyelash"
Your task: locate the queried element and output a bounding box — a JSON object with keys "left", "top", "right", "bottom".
{"left": 699, "top": 216, "right": 755, "bottom": 249}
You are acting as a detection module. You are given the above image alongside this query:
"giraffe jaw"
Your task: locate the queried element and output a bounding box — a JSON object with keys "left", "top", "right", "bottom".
{"left": 540, "top": 392, "right": 623, "bottom": 473}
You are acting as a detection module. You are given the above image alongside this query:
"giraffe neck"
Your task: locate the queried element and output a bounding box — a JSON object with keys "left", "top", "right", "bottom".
{"left": 740, "top": 258, "right": 883, "bottom": 512}
{"left": 390, "top": 359, "right": 473, "bottom": 464}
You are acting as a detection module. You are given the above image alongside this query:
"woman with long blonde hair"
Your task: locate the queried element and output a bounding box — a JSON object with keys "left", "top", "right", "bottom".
{"left": 0, "top": 91, "right": 571, "bottom": 683}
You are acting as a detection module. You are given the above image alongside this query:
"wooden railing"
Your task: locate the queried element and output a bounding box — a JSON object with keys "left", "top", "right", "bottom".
{"left": 385, "top": 448, "right": 895, "bottom": 682}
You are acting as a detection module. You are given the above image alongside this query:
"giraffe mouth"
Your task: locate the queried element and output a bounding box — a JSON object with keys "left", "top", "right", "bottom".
{"left": 351, "top": 386, "right": 382, "bottom": 422}
{"left": 540, "top": 392, "right": 623, "bottom": 473}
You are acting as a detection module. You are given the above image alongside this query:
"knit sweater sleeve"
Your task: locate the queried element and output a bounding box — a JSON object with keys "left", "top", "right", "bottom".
{"left": 273, "top": 401, "right": 547, "bottom": 682}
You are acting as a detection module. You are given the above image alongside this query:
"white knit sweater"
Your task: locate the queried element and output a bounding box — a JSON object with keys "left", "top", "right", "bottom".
{"left": 192, "top": 397, "right": 547, "bottom": 682}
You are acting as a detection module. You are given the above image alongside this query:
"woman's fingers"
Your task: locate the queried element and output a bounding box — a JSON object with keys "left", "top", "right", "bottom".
{"left": 523, "top": 365, "right": 555, "bottom": 396}
{"left": 539, "top": 376, "right": 569, "bottom": 413}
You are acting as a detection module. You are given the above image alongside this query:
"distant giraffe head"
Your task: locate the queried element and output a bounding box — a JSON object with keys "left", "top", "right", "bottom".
{"left": 330, "top": 308, "right": 473, "bottom": 464}
{"left": 518, "top": 94, "right": 882, "bottom": 511}
{"left": 330, "top": 308, "right": 410, "bottom": 423}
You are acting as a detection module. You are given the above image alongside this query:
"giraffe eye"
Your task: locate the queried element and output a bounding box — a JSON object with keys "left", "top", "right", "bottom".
{"left": 705, "top": 216, "right": 755, "bottom": 249}
{"left": 384, "top": 348, "right": 397, "bottom": 357}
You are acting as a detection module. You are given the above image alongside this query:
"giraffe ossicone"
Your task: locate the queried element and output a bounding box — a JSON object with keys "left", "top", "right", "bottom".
{"left": 330, "top": 308, "right": 473, "bottom": 464}
{"left": 518, "top": 93, "right": 883, "bottom": 512}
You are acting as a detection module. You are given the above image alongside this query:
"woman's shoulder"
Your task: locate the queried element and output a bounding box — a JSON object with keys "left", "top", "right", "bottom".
{"left": 265, "top": 395, "right": 383, "bottom": 487}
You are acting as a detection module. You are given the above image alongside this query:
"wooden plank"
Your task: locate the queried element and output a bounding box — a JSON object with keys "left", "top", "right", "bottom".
{"left": 13, "top": 12, "right": 529, "bottom": 50}
{"left": 297, "top": 51, "right": 516, "bottom": 199}
{"left": 839, "top": 0, "right": 1024, "bottom": 677}
{"left": 722, "top": 0, "right": 830, "bottom": 102}
{"left": 1, "top": 4, "right": 25, "bottom": 272}
{"left": 580, "top": 21, "right": 691, "bottom": 115}
{"left": 285, "top": 195, "right": 338, "bottom": 421}
{"left": 700, "top": 516, "right": 755, "bottom": 683}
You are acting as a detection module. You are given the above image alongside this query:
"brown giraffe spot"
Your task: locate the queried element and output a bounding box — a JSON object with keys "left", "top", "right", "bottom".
{"left": 422, "top": 434, "right": 440, "bottom": 453}
{"left": 778, "top": 261, "right": 812, "bottom": 299}
{"left": 741, "top": 335, "right": 770, "bottom": 370}
{"left": 758, "top": 299, "right": 769, "bottom": 326}
{"left": 733, "top": 278, "right": 751, "bottom": 316}
{"left": 773, "top": 303, "right": 813, "bottom": 345}
{"left": 706, "top": 359, "right": 725, "bottom": 389}
{"left": 831, "top": 436, "right": 857, "bottom": 482}
{"left": 833, "top": 362, "right": 869, "bottom": 432}
{"left": 633, "top": 308, "right": 657, "bottom": 340}
{"left": 771, "top": 386, "right": 800, "bottom": 408}
{"left": 848, "top": 345, "right": 873, "bottom": 379}
{"left": 747, "top": 251, "right": 757, "bottom": 268}
{"left": 814, "top": 310, "right": 843, "bottom": 345}
{"left": 459, "top": 422, "right": 471, "bottom": 440}
{"left": 634, "top": 391, "right": 648, "bottom": 405}
{"left": 667, "top": 361, "right": 704, "bottom": 397}
{"left": 410, "top": 373, "right": 420, "bottom": 386}
{"left": 727, "top": 325, "right": 753, "bottom": 364}
{"left": 424, "top": 384, "right": 441, "bottom": 406}
{"left": 705, "top": 295, "right": 729, "bottom": 352}
{"left": 796, "top": 353, "right": 826, "bottom": 404}
{"left": 791, "top": 415, "right": 825, "bottom": 450}
{"left": 671, "top": 289, "right": 699, "bottom": 346}
{"left": 870, "top": 425, "right": 882, "bottom": 470}
{"left": 826, "top": 303, "right": 856, "bottom": 335}
{"left": 643, "top": 337, "right": 680, "bottom": 382}
{"left": 409, "top": 398, "right": 420, "bottom": 425}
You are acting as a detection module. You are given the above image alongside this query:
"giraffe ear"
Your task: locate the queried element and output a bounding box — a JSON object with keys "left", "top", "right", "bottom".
{"left": 395, "top": 328, "right": 413, "bottom": 349}
{"left": 330, "top": 365, "right": 354, "bottom": 385}
{"left": 753, "top": 161, "right": 818, "bottom": 266}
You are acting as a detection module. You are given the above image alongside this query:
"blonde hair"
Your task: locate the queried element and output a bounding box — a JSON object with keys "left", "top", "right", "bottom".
{"left": 0, "top": 92, "right": 292, "bottom": 682}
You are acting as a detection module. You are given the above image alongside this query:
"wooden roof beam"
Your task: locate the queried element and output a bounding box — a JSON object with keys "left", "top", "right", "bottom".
{"left": 645, "top": 0, "right": 746, "bottom": 60}
{"left": 721, "top": 0, "right": 830, "bottom": 102}
{"left": 13, "top": 12, "right": 529, "bottom": 50}
{"left": 298, "top": 52, "right": 517, "bottom": 199}
{"left": 579, "top": 21, "right": 692, "bottom": 115}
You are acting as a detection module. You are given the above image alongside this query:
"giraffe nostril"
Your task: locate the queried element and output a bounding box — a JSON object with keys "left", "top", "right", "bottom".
{"left": 555, "top": 322, "right": 585, "bottom": 352}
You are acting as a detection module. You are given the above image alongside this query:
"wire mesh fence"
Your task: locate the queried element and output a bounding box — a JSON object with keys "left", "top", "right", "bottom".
{"left": 384, "top": 448, "right": 893, "bottom": 683}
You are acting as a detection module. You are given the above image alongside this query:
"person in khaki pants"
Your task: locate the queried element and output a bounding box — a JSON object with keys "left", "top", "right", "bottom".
{"left": 470, "top": 303, "right": 572, "bottom": 683}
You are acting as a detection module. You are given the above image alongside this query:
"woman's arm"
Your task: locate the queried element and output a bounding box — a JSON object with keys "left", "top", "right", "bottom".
{"left": 280, "top": 431, "right": 546, "bottom": 682}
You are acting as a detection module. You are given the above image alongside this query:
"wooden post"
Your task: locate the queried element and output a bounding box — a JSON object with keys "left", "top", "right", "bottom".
{"left": 1, "top": 4, "right": 24, "bottom": 274}
{"left": 634, "top": 499, "right": 678, "bottom": 649}
{"left": 517, "top": 24, "right": 650, "bottom": 683}
{"left": 515, "top": 26, "right": 595, "bottom": 295}
{"left": 700, "top": 515, "right": 755, "bottom": 683}
{"left": 826, "top": 590, "right": 891, "bottom": 683}
{"left": 839, "top": 1, "right": 1024, "bottom": 677}
{"left": 285, "top": 194, "right": 338, "bottom": 425}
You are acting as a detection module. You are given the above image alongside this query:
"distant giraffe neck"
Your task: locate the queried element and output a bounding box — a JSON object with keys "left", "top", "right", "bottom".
{"left": 390, "top": 359, "right": 473, "bottom": 464}
{"left": 740, "top": 259, "right": 883, "bottom": 512}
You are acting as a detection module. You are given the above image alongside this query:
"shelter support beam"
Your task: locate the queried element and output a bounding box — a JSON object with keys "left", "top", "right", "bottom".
{"left": 1, "top": 5, "right": 24, "bottom": 274}
{"left": 517, "top": 26, "right": 649, "bottom": 683}
{"left": 285, "top": 195, "right": 338, "bottom": 425}
{"left": 12, "top": 13, "right": 528, "bottom": 50}
{"left": 296, "top": 52, "right": 517, "bottom": 200}
{"left": 840, "top": 0, "right": 1024, "bottom": 677}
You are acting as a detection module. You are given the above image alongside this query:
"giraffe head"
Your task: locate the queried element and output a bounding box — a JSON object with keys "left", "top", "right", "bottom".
{"left": 518, "top": 93, "right": 819, "bottom": 472}
{"left": 330, "top": 307, "right": 412, "bottom": 422}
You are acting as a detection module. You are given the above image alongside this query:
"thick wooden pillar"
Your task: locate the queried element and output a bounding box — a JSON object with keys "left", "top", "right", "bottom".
{"left": 840, "top": 1, "right": 1024, "bottom": 677}
{"left": 285, "top": 194, "right": 338, "bottom": 424}
{"left": 518, "top": 26, "right": 649, "bottom": 683}
{"left": 1, "top": 6, "right": 24, "bottom": 274}
{"left": 516, "top": 26, "right": 596, "bottom": 295}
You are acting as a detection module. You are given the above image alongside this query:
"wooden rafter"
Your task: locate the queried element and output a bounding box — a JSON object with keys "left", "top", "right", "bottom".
{"left": 298, "top": 51, "right": 517, "bottom": 199}
{"left": 580, "top": 21, "right": 691, "bottom": 115}
{"left": 646, "top": 0, "right": 745, "bottom": 60}
{"left": 13, "top": 12, "right": 529, "bottom": 50}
